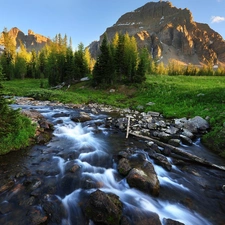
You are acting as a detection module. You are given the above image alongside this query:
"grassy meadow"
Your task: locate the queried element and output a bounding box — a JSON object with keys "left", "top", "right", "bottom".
{"left": 3, "top": 75, "right": 225, "bottom": 156}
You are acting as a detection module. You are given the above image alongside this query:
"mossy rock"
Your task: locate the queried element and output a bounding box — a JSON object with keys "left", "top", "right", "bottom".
{"left": 84, "top": 189, "right": 123, "bottom": 225}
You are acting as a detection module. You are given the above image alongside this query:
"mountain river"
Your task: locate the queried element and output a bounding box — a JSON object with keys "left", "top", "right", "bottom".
{"left": 0, "top": 103, "right": 225, "bottom": 225}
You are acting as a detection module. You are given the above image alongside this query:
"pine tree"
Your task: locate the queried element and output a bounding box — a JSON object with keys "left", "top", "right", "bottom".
{"left": 74, "top": 43, "right": 88, "bottom": 79}
{"left": 64, "top": 46, "right": 74, "bottom": 83}
{"left": 124, "top": 35, "right": 138, "bottom": 83}
{"left": 27, "top": 50, "right": 37, "bottom": 78}
{"left": 114, "top": 33, "right": 125, "bottom": 83}
{"left": 37, "top": 49, "right": 47, "bottom": 78}
{"left": 134, "top": 47, "right": 149, "bottom": 83}
{"left": 46, "top": 50, "right": 58, "bottom": 86}
{"left": 92, "top": 34, "right": 114, "bottom": 86}
{"left": 84, "top": 47, "right": 93, "bottom": 74}
{"left": 14, "top": 54, "right": 27, "bottom": 79}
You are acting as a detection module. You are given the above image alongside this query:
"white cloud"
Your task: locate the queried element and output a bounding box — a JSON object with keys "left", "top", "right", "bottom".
{"left": 211, "top": 16, "right": 225, "bottom": 23}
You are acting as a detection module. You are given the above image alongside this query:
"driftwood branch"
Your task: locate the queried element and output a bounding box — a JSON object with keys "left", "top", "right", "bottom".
{"left": 129, "top": 132, "right": 225, "bottom": 171}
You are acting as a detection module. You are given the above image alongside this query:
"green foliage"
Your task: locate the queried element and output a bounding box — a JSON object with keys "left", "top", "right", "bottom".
{"left": 0, "top": 113, "right": 36, "bottom": 155}
{"left": 3, "top": 76, "right": 225, "bottom": 158}
{"left": 93, "top": 34, "right": 115, "bottom": 86}
{"left": 26, "top": 89, "right": 56, "bottom": 100}
{"left": 0, "top": 29, "right": 93, "bottom": 87}
{"left": 0, "top": 66, "right": 35, "bottom": 155}
{"left": 202, "top": 126, "right": 225, "bottom": 156}
{"left": 74, "top": 43, "right": 89, "bottom": 79}
{"left": 184, "top": 63, "right": 199, "bottom": 75}
{"left": 14, "top": 54, "right": 27, "bottom": 79}
{"left": 93, "top": 32, "right": 146, "bottom": 86}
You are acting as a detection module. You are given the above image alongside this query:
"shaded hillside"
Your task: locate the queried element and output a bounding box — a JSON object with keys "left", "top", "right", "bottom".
{"left": 89, "top": 1, "right": 225, "bottom": 66}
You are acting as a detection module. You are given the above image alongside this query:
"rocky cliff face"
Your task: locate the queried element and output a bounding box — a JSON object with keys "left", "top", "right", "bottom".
{"left": 0, "top": 27, "right": 50, "bottom": 52}
{"left": 89, "top": 1, "right": 225, "bottom": 66}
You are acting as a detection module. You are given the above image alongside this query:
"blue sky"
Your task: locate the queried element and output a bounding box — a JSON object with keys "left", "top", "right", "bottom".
{"left": 1, "top": 0, "right": 225, "bottom": 48}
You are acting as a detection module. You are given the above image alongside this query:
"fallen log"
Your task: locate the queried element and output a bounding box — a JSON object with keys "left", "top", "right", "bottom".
{"left": 129, "top": 132, "right": 225, "bottom": 171}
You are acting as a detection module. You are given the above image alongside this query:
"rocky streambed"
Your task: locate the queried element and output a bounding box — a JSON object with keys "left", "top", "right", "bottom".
{"left": 0, "top": 97, "right": 225, "bottom": 225}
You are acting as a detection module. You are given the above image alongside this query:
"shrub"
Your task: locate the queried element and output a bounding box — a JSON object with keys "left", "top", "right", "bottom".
{"left": 0, "top": 110, "right": 36, "bottom": 155}
{"left": 26, "top": 90, "right": 55, "bottom": 100}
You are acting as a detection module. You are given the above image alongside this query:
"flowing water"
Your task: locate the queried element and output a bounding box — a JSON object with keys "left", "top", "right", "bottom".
{"left": 0, "top": 104, "right": 225, "bottom": 225}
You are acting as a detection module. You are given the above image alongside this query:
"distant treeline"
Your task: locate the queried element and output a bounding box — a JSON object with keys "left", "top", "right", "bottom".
{"left": 1, "top": 29, "right": 225, "bottom": 88}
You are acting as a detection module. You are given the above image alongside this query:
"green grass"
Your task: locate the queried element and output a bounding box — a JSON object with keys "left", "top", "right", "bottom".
{"left": 134, "top": 75, "right": 225, "bottom": 119}
{"left": 0, "top": 113, "right": 36, "bottom": 155}
{"left": 3, "top": 75, "right": 225, "bottom": 156}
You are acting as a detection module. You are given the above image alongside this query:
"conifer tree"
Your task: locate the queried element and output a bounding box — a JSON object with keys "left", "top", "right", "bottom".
{"left": 14, "top": 54, "right": 27, "bottom": 79}
{"left": 124, "top": 35, "right": 138, "bottom": 83}
{"left": 134, "top": 47, "right": 149, "bottom": 83}
{"left": 37, "top": 49, "right": 47, "bottom": 78}
{"left": 27, "top": 50, "right": 38, "bottom": 78}
{"left": 64, "top": 46, "right": 74, "bottom": 83}
{"left": 46, "top": 50, "right": 59, "bottom": 86}
{"left": 84, "top": 47, "right": 94, "bottom": 74}
{"left": 74, "top": 43, "right": 88, "bottom": 79}
{"left": 114, "top": 33, "right": 125, "bottom": 83}
{"left": 92, "top": 34, "right": 114, "bottom": 86}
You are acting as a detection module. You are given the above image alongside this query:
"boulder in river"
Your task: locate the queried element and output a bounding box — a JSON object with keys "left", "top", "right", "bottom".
{"left": 71, "top": 111, "right": 91, "bottom": 122}
{"left": 84, "top": 189, "right": 123, "bottom": 225}
{"left": 122, "top": 208, "right": 161, "bottom": 225}
{"left": 126, "top": 161, "right": 160, "bottom": 196}
{"left": 163, "top": 218, "right": 185, "bottom": 225}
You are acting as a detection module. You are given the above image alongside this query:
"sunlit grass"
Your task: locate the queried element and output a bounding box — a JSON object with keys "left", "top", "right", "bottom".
{"left": 3, "top": 75, "right": 225, "bottom": 156}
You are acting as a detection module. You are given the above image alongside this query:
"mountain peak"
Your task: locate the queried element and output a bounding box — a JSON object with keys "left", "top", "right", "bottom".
{"left": 28, "top": 29, "right": 35, "bottom": 35}
{"left": 0, "top": 27, "right": 50, "bottom": 51}
{"left": 90, "top": 1, "right": 225, "bottom": 66}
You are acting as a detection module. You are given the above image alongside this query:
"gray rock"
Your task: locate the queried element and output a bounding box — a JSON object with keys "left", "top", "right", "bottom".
{"left": 148, "top": 122, "right": 157, "bottom": 130}
{"left": 71, "top": 111, "right": 91, "bottom": 122}
{"left": 181, "top": 128, "right": 194, "bottom": 139}
{"left": 183, "top": 116, "right": 209, "bottom": 133}
{"left": 168, "top": 139, "right": 181, "bottom": 147}
{"left": 174, "top": 117, "right": 188, "bottom": 129}
{"left": 126, "top": 162, "right": 160, "bottom": 196}
{"left": 180, "top": 134, "right": 193, "bottom": 145}
{"left": 165, "top": 126, "right": 179, "bottom": 135}
{"left": 152, "top": 153, "right": 172, "bottom": 171}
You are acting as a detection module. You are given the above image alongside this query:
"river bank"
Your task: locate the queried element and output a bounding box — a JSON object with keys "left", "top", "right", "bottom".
{"left": 0, "top": 98, "right": 225, "bottom": 224}
{"left": 3, "top": 76, "right": 225, "bottom": 157}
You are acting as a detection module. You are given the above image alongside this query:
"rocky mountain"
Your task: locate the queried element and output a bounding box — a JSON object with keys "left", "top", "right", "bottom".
{"left": 0, "top": 27, "right": 50, "bottom": 52}
{"left": 89, "top": 1, "right": 225, "bottom": 66}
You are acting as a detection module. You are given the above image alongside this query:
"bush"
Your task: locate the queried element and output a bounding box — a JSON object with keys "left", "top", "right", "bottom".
{"left": 0, "top": 66, "right": 36, "bottom": 155}
{"left": 0, "top": 110, "right": 36, "bottom": 155}
{"left": 202, "top": 126, "right": 225, "bottom": 157}
{"left": 26, "top": 90, "right": 55, "bottom": 100}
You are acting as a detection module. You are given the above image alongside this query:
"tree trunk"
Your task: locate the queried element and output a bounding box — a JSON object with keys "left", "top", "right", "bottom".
{"left": 129, "top": 132, "right": 225, "bottom": 171}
